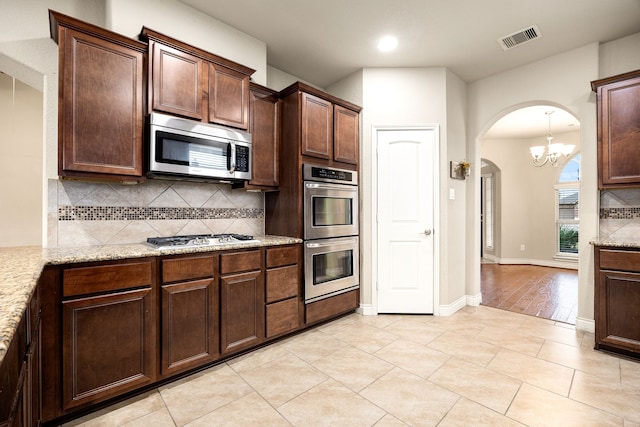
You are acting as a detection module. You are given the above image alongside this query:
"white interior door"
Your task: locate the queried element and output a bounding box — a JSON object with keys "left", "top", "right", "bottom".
{"left": 377, "top": 128, "right": 436, "bottom": 314}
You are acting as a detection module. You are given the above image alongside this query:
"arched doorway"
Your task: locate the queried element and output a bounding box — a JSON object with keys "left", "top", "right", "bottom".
{"left": 479, "top": 104, "right": 580, "bottom": 324}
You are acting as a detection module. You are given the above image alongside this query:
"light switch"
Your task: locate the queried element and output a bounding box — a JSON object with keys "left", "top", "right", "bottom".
{"left": 449, "top": 188, "right": 455, "bottom": 200}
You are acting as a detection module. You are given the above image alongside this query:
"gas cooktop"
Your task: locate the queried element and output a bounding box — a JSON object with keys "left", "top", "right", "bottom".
{"left": 146, "top": 233, "right": 258, "bottom": 249}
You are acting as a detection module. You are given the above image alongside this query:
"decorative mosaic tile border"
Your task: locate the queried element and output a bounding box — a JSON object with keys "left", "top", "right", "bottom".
{"left": 58, "top": 206, "right": 264, "bottom": 221}
{"left": 600, "top": 207, "right": 640, "bottom": 219}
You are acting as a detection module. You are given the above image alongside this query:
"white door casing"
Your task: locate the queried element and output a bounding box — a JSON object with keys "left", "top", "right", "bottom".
{"left": 376, "top": 127, "right": 437, "bottom": 314}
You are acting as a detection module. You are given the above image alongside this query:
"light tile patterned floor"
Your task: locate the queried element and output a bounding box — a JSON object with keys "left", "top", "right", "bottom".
{"left": 64, "top": 306, "right": 640, "bottom": 427}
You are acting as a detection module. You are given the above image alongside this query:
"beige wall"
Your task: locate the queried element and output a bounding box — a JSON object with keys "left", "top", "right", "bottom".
{"left": 468, "top": 44, "right": 599, "bottom": 330}
{"left": 105, "top": 0, "right": 267, "bottom": 86}
{"left": 482, "top": 131, "right": 580, "bottom": 265}
{"left": 355, "top": 67, "right": 469, "bottom": 313}
{"left": 0, "top": 73, "right": 43, "bottom": 247}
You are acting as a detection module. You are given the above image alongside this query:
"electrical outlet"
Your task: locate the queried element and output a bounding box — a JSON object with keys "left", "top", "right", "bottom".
{"left": 520, "top": 244, "right": 525, "bottom": 251}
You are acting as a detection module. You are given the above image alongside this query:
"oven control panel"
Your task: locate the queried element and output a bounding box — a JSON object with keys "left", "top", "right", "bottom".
{"left": 303, "top": 164, "right": 357, "bottom": 185}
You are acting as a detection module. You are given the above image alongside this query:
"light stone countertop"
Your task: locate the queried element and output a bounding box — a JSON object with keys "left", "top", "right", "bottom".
{"left": 590, "top": 239, "right": 640, "bottom": 249}
{"left": 0, "top": 235, "right": 301, "bottom": 365}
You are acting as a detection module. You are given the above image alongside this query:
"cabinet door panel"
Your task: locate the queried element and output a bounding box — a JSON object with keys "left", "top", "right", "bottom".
{"left": 220, "top": 271, "right": 264, "bottom": 354}
{"left": 209, "top": 64, "right": 249, "bottom": 129}
{"left": 152, "top": 42, "right": 204, "bottom": 120}
{"left": 62, "top": 288, "right": 155, "bottom": 409}
{"left": 334, "top": 105, "right": 359, "bottom": 165}
{"left": 597, "top": 270, "right": 640, "bottom": 352}
{"left": 161, "top": 279, "right": 218, "bottom": 375}
{"left": 249, "top": 87, "right": 279, "bottom": 187}
{"left": 301, "top": 92, "right": 332, "bottom": 159}
{"left": 60, "top": 28, "right": 144, "bottom": 177}
{"left": 596, "top": 74, "right": 640, "bottom": 188}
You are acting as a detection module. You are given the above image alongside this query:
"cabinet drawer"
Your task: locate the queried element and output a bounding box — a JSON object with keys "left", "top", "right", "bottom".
{"left": 599, "top": 249, "right": 640, "bottom": 273}
{"left": 266, "top": 245, "right": 299, "bottom": 268}
{"left": 266, "top": 265, "right": 299, "bottom": 303}
{"left": 63, "top": 261, "right": 153, "bottom": 297}
{"left": 220, "top": 250, "right": 261, "bottom": 274}
{"left": 306, "top": 289, "right": 358, "bottom": 325}
{"left": 266, "top": 298, "right": 299, "bottom": 338}
{"left": 162, "top": 255, "right": 215, "bottom": 283}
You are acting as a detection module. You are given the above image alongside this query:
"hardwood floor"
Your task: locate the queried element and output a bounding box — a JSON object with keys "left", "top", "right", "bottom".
{"left": 481, "top": 263, "right": 578, "bottom": 324}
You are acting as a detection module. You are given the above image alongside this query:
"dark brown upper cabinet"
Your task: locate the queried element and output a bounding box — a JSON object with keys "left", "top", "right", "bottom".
{"left": 333, "top": 104, "right": 360, "bottom": 165}
{"left": 592, "top": 69, "right": 640, "bottom": 189}
{"left": 242, "top": 83, "right": 280, "bottom": 190}
{"left": 280, "top": 82, "right": 361, "bottom": 168}
{"left": 50, "top": 10, "right": 147, "bottom": 182}
{"left": 140, "top": 28, "right": 255, "bottom": 130}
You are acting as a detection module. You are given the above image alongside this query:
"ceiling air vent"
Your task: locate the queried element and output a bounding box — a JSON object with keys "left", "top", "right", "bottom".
{"left": 498, "top": 25, "right": 541, "bottom": 51}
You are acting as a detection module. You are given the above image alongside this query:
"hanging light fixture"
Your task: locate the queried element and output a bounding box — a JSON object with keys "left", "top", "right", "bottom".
{"left": 529, "top": 110, "right": 575, "bottom": 167}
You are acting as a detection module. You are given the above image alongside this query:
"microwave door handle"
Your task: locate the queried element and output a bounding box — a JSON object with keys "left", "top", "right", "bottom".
{"left": 228, "top": 141, "right": 236, "bottom": 173}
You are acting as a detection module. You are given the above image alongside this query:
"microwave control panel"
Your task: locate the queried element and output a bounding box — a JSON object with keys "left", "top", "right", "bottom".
{"left": 235, "top": 145, "right": 250, "bottom": 172}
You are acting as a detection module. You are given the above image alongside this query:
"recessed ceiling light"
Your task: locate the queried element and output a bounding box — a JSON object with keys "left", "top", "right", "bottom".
{"left": 377, "top": 36, "right": 398, "bottom": 52}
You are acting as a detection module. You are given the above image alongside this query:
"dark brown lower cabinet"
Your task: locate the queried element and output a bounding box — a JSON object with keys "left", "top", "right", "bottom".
{"left": 266, "top": 298, "right": 299, "bottom": 337}
{"left": 220, "top": 270, "right": 265, "bottom": 354}
{"left": 160, "top": 254, "right": 218, "bottom": 376}
{"left": 265, "top": 245, "right": 301, "bottom": 338}
{"left": 61, "top": 288, "right": 156, "bottom": 410}
{"left": 306, "top": 289, "right": 359, "bottom": 325}
{"left": 32, "top": 242, "right": 360, "bottom": 425}
{"left": 0, "top": 277, "right": 41, "bottom": 427}
{"left": 594, "top": 246, "right": 640, "bottom": 359}
{"left": 161, "top": 279, "right": 219, "bottom": 376}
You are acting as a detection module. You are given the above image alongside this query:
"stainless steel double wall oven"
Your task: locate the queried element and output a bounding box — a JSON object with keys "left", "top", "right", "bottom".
{"left": 303, "top": 164, "right": 359, "bottom": 303}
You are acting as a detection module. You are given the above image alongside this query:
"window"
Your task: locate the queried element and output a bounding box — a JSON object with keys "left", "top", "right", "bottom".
{"left": 482, "top": 174, "right": 494, "bottom": 251}
{"left": 555, "top": 154, "right": 580, "bottom": 258}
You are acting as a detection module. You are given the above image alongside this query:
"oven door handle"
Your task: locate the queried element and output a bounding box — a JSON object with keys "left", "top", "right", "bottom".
{"left": 305, "top": 183, "right": 357, "bottom": 192}
{"left": 306, "top": 238, "right": 357, "bottom": 249}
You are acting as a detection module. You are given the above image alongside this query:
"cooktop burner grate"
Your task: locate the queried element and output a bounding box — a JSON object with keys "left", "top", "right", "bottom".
{"left": 147, "top": 233, "right": 254, "bottom": 247}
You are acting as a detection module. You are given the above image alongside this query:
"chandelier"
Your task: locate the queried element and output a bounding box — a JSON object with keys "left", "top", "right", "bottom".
{"left": 529, "top": 111, "right": 575, "bottom": 167}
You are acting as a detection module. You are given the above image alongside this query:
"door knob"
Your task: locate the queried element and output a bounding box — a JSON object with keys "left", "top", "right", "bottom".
{"left": 423, "top": 229, "right": 432, "bottom": 236}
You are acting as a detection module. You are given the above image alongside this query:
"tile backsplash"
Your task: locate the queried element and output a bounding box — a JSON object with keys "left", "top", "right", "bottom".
{"left": 48, "top": 179, "right": 264, "bottom": 248}
{"left": 599, "top": 189, "right": 640, "bottom": 243}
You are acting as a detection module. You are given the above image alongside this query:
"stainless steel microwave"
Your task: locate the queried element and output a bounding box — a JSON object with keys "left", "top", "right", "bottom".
{"left": 147, "top": 112, "right": 252, "bottom": 182}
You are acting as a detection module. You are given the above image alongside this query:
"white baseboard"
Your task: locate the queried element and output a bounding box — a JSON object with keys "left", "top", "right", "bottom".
{"left": 438, "top": 295, "right": 466, "bottom": 317}
{"left": 575, "top": 317, "right": 595, "bottom": 333}
{"left": 497, "top": 257, "right": 578, "bottom": 270}
{"left": 482, "top": 254, "right": 497, "bottom": 262}
{"left": 358, "top": 304, "right": 375, "bottom": 315}
{"left": 466, "top": 293, "right": 482, "bottom": 306}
